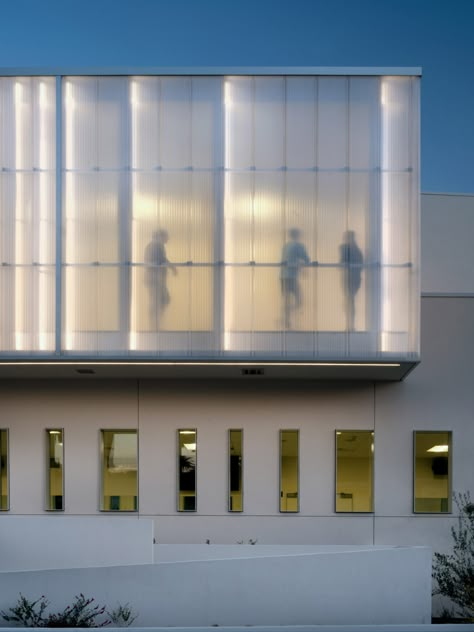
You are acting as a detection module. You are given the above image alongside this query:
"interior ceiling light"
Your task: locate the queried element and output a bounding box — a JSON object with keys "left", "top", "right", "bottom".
{"left": 427, "top": 445, "right": 449, "bottom": 453}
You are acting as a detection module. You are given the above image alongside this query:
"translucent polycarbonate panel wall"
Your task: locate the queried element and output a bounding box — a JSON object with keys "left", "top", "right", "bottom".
{"left": 224, "top": 76, "right": 419, "bottom": 359}
{"left": 0, "top": 77, "right": 56, "bottom": 352}
{"left": 0, "top": 73, "right": 420, "bottom": 362}
{"left": 63, "top": 76, "right": 220, "bottom": 354}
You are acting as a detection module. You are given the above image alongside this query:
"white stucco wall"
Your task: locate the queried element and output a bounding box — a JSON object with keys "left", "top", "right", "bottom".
{"left": 421, "top": 193, "right": 474, "bottom": 294}
{"left": 0, "top": 546, "right": 432, "bottom": 626}
{"left": 0, "top": 516, "right": 153, "bottom": 571}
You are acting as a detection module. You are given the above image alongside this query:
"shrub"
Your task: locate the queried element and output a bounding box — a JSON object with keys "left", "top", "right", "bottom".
{"left": 432, "top": 491, "right": 474, "bottom": 621}
{"left": 1, "top": 594, "right": 137, "bottom": 627}
{"left": 106, "top": 604, "right": 137, "bottom": 627}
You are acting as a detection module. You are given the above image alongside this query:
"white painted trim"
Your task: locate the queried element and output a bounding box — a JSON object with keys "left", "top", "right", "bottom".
{"left": 0, "top": 66, "right": 422, "bottom": 77}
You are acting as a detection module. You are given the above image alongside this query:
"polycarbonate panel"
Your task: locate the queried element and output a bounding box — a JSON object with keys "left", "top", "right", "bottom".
{"left": 63, "top": 267, "right": 123, "bottom": 353}
{"left": 224, "top": 77, "right": 253, "bottom": 170}
{"left": 254, "top": 78, "right": 285, "bottom": 168}
{"left": 0, "top": 77, "right": 56, "bottom": 353}
{"left": 286, "top": 77, "right": 317, "bottom": 169}
{"left": 317, "top": 78, "right": 348, "bottom": 169}
{"left": 1, "top": 72, "right": 419, "bottom": 363}
{"left": 63, "top": 77, "right": 129, "bottom": 170}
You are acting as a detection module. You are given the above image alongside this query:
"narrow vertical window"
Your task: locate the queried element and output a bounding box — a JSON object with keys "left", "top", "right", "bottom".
{"left": 229, "top": 429, "right": 243, "bottom": 512}
{"left": 178, "top": 429, "right": 196, "bottom": 511}
{"left": 336, "top": 430, "right": 374, "bottom": 512}
{"left": 414, "top": 431, "right": 451, "bottom": 513}
{"left": 280, "top": 430, "right": 299, "bottom": 512}
{"left": 101, "top": 430, "right": 138, "bottom": 512}
{"left": 0, "top": 429, "right": 8, "bottom": 511}
{"left": 46, "top": 429, "right": 64, "bottom": 510}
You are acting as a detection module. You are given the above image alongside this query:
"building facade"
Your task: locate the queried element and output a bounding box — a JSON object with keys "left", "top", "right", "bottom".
{"left": 0, "top": 69, "right": 472, "bottom": 563}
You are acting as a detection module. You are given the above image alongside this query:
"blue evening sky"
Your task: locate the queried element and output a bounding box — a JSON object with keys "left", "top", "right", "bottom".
{"left": 1, "top": 0, "right": 473, "bottom": 194}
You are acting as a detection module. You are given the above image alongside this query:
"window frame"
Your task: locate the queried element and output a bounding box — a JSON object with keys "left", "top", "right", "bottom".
{"left": 413, "top": 430, "right": 452, "bottom": 514}
{"left": 177, "top": 428, "right": 197, "bottom": 512}
{"left": 228, "top": 429, "right": 243, "bottom": 513}
{"left": 99, "top": 428, "right": 138, "bottom": 513}
{"left": 279, "top": 429, "right": 300, "bottom": 513}
{"left": 335, "top": 429, "right": 374, "bottom": 513}
{"left": 45, "top": 428, "right": 65, "bottom": 511}
{"left": 0, "top": 428, "right": 9, "bottom": 511}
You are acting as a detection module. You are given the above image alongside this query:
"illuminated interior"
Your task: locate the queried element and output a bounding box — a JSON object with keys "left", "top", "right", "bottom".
{"left": 280, "top": 430, "right": 299, "bottom": 512}
{"left": 336, "top": 430, "right": 374, "bottom": 512}
{"left": 46, "top": 429, "right": 63, "bottom": 510}
{"left": 0, "top": 429, "right": 8, "bottom": 511}
{"left": 101, "top": 429, "right": 138, "bottom": 511}
{"left": 178, "top": 429, "right": 197, "bottom": 511}
{"left": 0, "top": 73, "right": 420, "bottom": 362}
{"left": 229, "top": 429, "right": 243, "bottom": 512}
{"left": 414, "top": 431, "right": 451, "bottom": 513}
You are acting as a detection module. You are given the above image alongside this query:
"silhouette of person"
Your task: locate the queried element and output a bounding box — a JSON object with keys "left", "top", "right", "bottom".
{"left": 280, "top": 228, "right": 310, "bottom": 329}
{"left": 339, "top": 230, "right": 363, "bottom": 331}
{"left": 144, "top": 229, "right": 177, "bottom": 328}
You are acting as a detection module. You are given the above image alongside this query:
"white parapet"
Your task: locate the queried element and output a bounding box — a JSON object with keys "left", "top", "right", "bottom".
{"left": 0, "top": 544, "right": 431, "bottom": 625}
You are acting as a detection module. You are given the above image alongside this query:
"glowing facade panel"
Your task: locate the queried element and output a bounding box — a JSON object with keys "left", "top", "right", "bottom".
{"left": 0, "top": 73, "right": 420, "bottom": 363}
{"left": 0, "top": 77, "right": 56, "bottom": 353}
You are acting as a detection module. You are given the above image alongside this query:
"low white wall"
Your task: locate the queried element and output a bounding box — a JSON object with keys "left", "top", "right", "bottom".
{"left": 0, "top": 546, "right": 432, "bottom": 626}
{"left": 0, "top": 516, "right": 154, "bottom": 571}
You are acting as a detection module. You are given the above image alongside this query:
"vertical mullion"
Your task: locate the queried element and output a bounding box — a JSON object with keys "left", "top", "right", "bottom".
{"left": 54, "top": 75, "right": 62, "bottom": 355}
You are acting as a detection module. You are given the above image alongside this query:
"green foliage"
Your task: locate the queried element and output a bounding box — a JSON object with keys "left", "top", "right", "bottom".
{"left": 1, "top": 594, "right": 137, "bottom": 627}
{"left": 0, "top": 595, "right": 49, "bottom": 627}
{"left": 106, "top": 604, "right": 137, "bottom": 627}
{"left": 432, "top": 491, "right": 474, "bottom": 621}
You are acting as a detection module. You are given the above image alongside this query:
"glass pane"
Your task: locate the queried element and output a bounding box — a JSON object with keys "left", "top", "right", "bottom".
{"left": 0, "top": 429, "right": 8, "bottom": 511}
{"left": 280, "top": 430, "right": 299, "bottom": 512}
{"left": 178, "top": 429, "right": 196, "bottom": 511}
{"left": 336, "top": 430, "right": 374, "bottom": 512}
{"left": 414, "top": 431, "right": 451, "bottom": 513}
{"left": 229, "top": 429, "right": 243, "bottom": 512}
{"left": 46, "top": 429, "right": 64, "bottom": 511}
{"left": 101, "top": 430, "right": 138, "bottom": 512}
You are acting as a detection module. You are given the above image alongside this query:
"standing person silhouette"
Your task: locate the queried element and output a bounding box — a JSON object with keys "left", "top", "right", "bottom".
{"left": 144, "top": 229, "right": 177, "bottom": 329}
{"left": 339, "top": 230, "right": 363, "bottom": 331}
{"left": 280, "top": 228, "right": 311, "bottom": 329}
